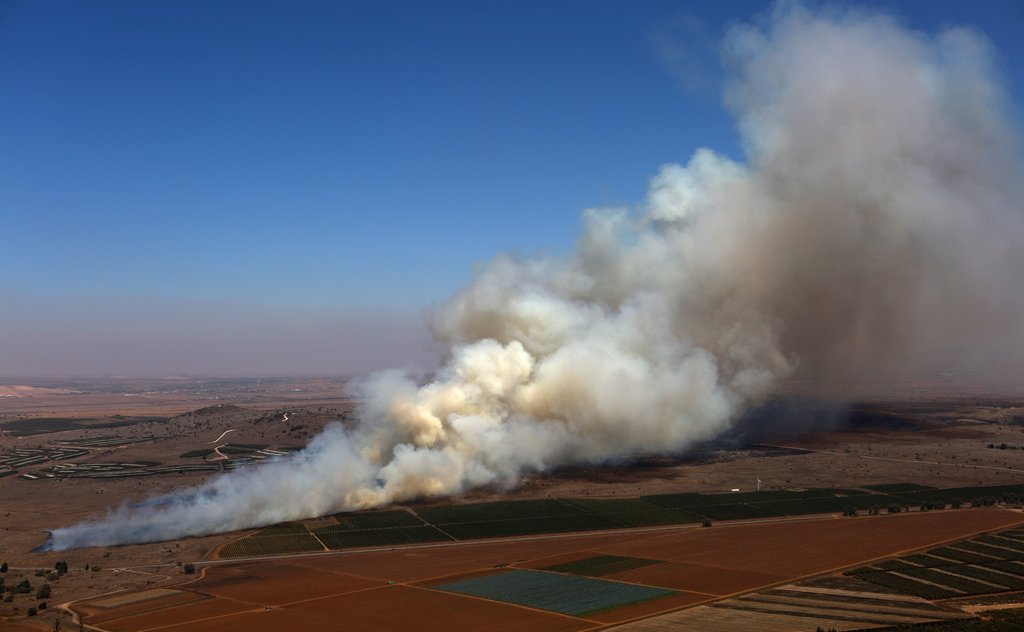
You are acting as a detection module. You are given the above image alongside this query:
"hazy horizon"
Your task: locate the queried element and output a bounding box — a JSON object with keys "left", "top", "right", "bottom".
{"left": 4, "top": 1, "right": 1022, "bottom": 378}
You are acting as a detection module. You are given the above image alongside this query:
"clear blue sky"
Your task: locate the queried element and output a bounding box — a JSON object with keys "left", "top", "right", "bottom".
{"left": 2, "top": 0, "right": 1022, "bottom": 376}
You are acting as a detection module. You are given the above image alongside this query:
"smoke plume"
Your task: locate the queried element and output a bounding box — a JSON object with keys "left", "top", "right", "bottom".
{"left": 42, "top": 4, "right": 1024, "bottom": 550}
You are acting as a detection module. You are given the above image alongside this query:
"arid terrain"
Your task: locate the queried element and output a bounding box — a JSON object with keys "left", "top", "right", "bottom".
{"left": 4, "top": 377, "right": 1024, "bottom": 630}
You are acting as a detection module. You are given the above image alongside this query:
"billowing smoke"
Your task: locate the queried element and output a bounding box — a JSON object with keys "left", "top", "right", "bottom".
{"left": 41, "top": 4, "right": 1024, "bottom": 550}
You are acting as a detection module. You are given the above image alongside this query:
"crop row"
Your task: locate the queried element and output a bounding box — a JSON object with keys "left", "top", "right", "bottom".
{"left": 643, "top": 487, "right": 869, "bottom": 509}
{"left": 220, "top": 534, "right": 323, "bottom": 557}
{"left": 855, "top": 571, "right": 960, "bottom": 599}
{"left": 436, "top": 514, "right": 621, "bottom": 539}
{"left": 942, "top": 565, "right": 1024, "bottom": 590}
{"left": 313, "top": 525, "right": 451, "bottom": 549}
{"left": 561, "top": 498, "right": 701, "bottom": 527}
{"left": 416, "top": 499, "right": 581, "bottom": 524}
{"left": 898, "top": 567, "right": 997, "bottom": 595}
{"left": 331, "top": 510, "right": 425, "bottom": 530}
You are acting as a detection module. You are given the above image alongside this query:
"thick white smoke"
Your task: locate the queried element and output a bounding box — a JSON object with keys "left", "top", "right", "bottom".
{"left": 43, "top": 4, "right": 1024, "bottom": 550}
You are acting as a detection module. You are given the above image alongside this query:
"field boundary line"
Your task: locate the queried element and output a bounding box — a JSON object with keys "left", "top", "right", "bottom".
{"left": 404, "top": 581, "right": 598, "bottom": 625}
{"left": 308, "top": 528, "right": 329, "bottom": 552}
{"left": 131, "top": 604, "right": 267, "bottom": 632}
{"left": 588, "top": 511, "right": 1024, "bottom": 631}
{"left": 274, "top": 582, "right": 393, "bottom": 608}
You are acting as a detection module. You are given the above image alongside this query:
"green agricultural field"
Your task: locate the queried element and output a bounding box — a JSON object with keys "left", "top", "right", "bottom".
{"left": 899, "top": 567, "right": 997, "bottom": 595}
{"left": 643, "top": 487, "right": 869, "bottom": 510}
{"left": 435, "top": 514, "right": 620, "bottom": 540}
{"left": 902, "top": 553, "right": 958, "bottom": 568}
{"left": 333, "top": 510, "right": 424, "bottom": 529}
{"left": 255, "top": 523, "right": 310, "bottom": 536}
{"left": 698, "top": 504, "right": 781, "bottom": 520}
{"left": 855, "top": 571, "right": 961, "bottom": 599}
{"left": 929, "top": 547, "right": 1002, "bottom": 564}
{"left": 953, "top": 541, "right": 1024, "bottom": 561}
{"left": 978, "top": 560, "right": 1024, "bottom": 577}
{"left": 978, "top": 535, "right": 1024, "bottom": 552}
{"left": 313, "top": 525, "right": 451, "bottom": 549}
{"left": 0, "top": 416, "right": 164, "bottom": 436}
{"left": 864, "top": 483, "right": 936, "bottom": 493}
{"left": 561, "top": 498, "right": 701, "bottom": 527}
{"left": 416, "top": 499, "right": 582, "bottom": 524}
{"left": 892, "top": 484, "right": 1024, "bottom": 506}
{"left": 541, "top": 555, "right": 661, "bottom": 577}
{"left": 220, "top": 533, "right": 323, "bottom": 557}
{"left": 940, "top": 565, "right": 1024, "bottom": 590}
{"left": 872, "top": 559, "right": 922, "bottom": 572}
{"left": 880, "top": 614, "right": 1024, "bottom": 630}
{"left": 179, "top": 449, "right": 214, "bottom": 459}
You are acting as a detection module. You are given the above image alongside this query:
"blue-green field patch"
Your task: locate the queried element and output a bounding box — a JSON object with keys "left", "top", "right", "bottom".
{"left": 433, "top": 569, "right": 676, "bottom": 615}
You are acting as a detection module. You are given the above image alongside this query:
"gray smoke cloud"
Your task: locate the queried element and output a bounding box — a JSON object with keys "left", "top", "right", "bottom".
{"left": 41, "top": 4, "right": 1024, "bottom": 550}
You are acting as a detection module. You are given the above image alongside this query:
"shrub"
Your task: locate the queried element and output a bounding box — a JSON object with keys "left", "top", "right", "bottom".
{"left": 183, "top": 563, "right": 196, "bottom": 574}
{"left": 27, "top": 607, "right": 36, "bottom": 616}
{"left": 36, "top": 584, "right": 50, "bottom": 599}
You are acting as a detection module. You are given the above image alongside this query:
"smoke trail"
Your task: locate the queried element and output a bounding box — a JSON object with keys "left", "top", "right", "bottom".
{"left": 42, "top": 3, "right": 1024, "bottom": 550}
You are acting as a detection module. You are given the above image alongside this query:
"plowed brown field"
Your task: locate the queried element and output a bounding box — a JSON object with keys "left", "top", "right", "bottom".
{"left": 605, "top": 562, "right": 787, "bottom": 595}
{"left": 599, "top": 510, "right": 1024, "bottom": 577}
{"left": 99, "top": 597, "right": 257, "bottom": 632}
{"left": 151, "top": 585, "right": 592, "bottom": 632}
{"left": 287, "top": 530, "right": 641, "bottom": 582}
{"left": 73, "top": 509, "right": 1024, "bottom": 632}
{"left": 186, "top": 562, "right": 381, "bottom": 605}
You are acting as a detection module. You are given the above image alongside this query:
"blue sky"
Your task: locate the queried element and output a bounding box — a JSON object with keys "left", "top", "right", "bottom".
{"left": 2, "top": 1, "right": 1022, "bottom": 376}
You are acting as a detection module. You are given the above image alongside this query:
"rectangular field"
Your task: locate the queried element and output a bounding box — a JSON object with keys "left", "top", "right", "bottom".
{"left": 312, "top": 524, "right": 451, "bottom": 549}
{"left": 219, "top": 533, "right": 323, "bottom": 557}
{"left": 436, "top": 514, "right": 621, "bottom": 539}
{"left": 434, "top": 569, "right": 677, "bottom": 616}
{"left": 81, "top": 510, "right": 1024, "bottom": 632}
{"left": 148, "top": 585, "right": 595, "bottom": 632}
{"left": 561, "top": 498, "right": 702, "bottom": 527}
{"left": 332, "top": 509, "right": 425, "bottom": 529}
{"left": 541, "top": 554, "right": 662, "bottom": 577}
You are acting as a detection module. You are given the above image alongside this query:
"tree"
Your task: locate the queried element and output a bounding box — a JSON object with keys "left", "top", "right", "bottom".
{"left": 54, "top": 561, "right": 68, "bottom": 575}
{"left": 182, "top": 563, "right": 196, "bottom": 574}
{"left": 37, "top": 583, "right": 51, "bottom": 599}
{"left": 27, "top": 607, "right": 37, "bottom": 617}
{"left": 0, "top": 561, "right": 7, "bottom": 573}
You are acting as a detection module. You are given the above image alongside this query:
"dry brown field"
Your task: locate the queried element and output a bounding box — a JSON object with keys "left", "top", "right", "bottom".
{"left": 605, "top": 562, "right": 786, "bottom": 595}
{"left": 600, "top": 510, "right": 1024, "bottom": 577}
{"left": 7, "top": 380, "right": 1024, "bottom": 629}
{"left": 78, "top": 592, "right": 206, "bottom": 625}
{"left": 65, "top": 509, "right": 1024, "bottom": 631}
{"left": 183, "top": 562, "right": 382, "bottom": 605}
{"left": 95, "top": 596, "right": 257, "bottom": 632}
